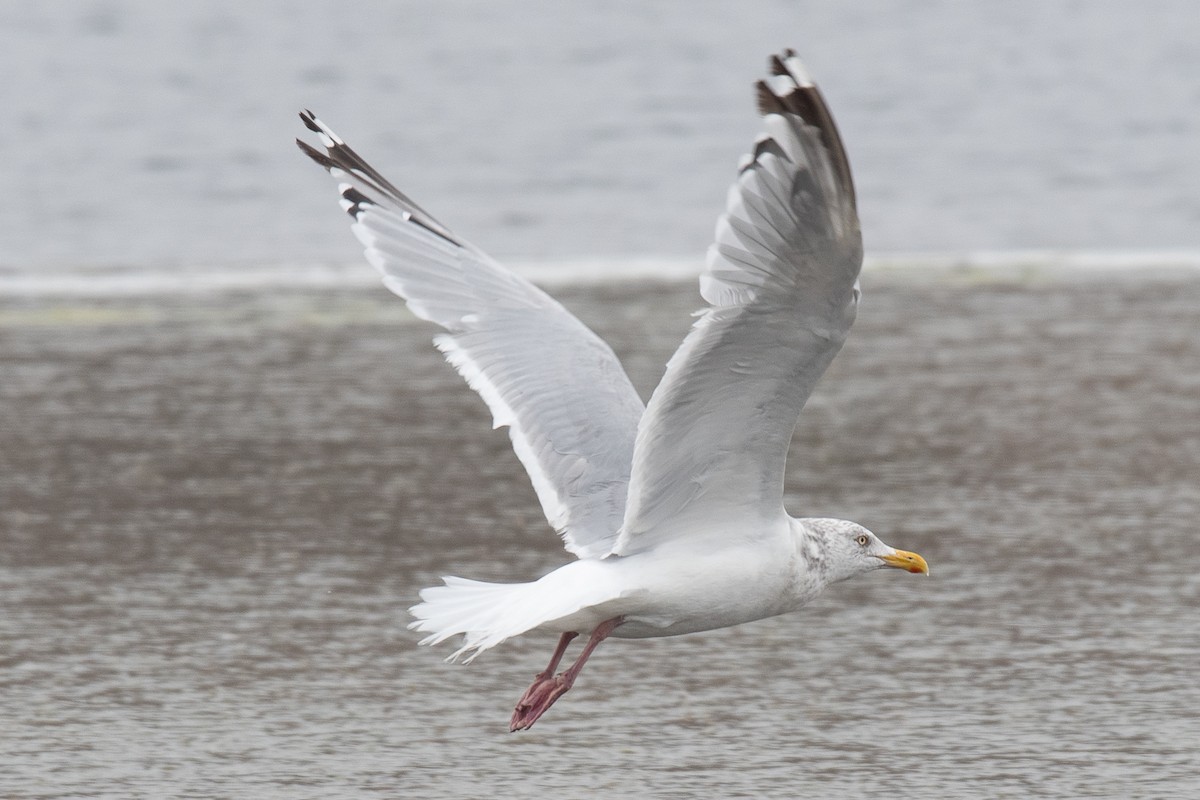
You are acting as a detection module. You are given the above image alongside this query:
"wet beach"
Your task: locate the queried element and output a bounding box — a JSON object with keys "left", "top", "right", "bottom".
{"left": 2, "top": 268, "right": 1199, "bottom": 798}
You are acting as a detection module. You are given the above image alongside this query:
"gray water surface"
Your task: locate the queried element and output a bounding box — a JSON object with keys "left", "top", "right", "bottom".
{"left": 2, "top": 270, "right": 1198, "bottom": 798}
{"left": 4, "top": 0, "right": 1200, "bottom": 271}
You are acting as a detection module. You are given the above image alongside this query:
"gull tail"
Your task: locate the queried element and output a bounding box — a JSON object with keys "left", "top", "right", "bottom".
{"left": 408, "top": 565, "right": 618, "bottom": 664}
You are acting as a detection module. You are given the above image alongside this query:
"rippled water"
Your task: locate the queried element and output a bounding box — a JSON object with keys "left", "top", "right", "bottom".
{"left": 3, "top": 268, "right": 1198, "bottom": 798}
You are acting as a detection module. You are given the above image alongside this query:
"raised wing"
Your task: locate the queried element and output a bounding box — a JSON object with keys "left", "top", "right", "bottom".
{"left": 297, "top": 113, "right": 644, "bottom": 559}
{"left": 614, "top": 51, "right": 863, "bottom": 555}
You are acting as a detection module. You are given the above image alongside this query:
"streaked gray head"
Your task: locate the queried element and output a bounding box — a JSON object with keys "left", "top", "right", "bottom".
{"left": 797, "top": 518, "right": 929, "bottom": 584}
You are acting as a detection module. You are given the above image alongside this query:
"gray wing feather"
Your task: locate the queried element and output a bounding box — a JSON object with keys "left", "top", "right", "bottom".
{"left": 298, "top": 113, "right": 643, "bottom": 559}
{"left": 615, "top": 51, "right": 863, "bottom": 555}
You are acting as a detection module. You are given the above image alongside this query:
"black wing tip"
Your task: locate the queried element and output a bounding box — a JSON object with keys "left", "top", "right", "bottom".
{"left": 756, "top": 50, "right": 819, "bottom": 121}
{"left": 754, "top": 49, "right": 856, "bottom": 208}
{"left": 295, "top": 137, "right": 336, "bottom": 170}
{"left": 296, "top": 134, "right": 370, "bottom": 218}
{"left": 767, "top": 48, "right": 801, "bottom": 78}
{"left": 299, "top": 109, "right": 322, "bottom": 132}
{"left": 768, "top": 53, "right": 786, "bottom": 77}
{"left": 755, "top": 79, "right": 781, "bottom": 117}
{"left": 295, "top": 112, "right": 465, "bottom": 246}
{"left": 340, "top": 185, "right": 375, "bottom": 218}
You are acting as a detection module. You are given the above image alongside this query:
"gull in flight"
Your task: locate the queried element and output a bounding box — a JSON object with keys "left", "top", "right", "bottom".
{"left": 298, "top": 49, "right": 928, "bottom": 731}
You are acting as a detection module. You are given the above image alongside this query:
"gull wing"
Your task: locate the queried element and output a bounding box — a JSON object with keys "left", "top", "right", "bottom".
{"left": 297, "top": 113, "right": 644, "bottom": 559}
{"left": 614, "top": 51, "right": 863, "bottom": 555}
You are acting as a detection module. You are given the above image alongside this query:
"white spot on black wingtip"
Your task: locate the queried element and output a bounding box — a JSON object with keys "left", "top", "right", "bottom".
{"left": 297, "top": 107, "right": 466, "bottom": 246}
{"left": 740, "top": 133, "right": 788, "bottom": 175}
{"left": 754, "top": 49, "right": 856, "bottom": 210}
{"left": 758, "top": 49, "right": 820, "bottom": 116}
{"left": 339, "top": 185, "right": 374, "bottom": 218}
{"left": 297, "top": 109, "right": 344, "bottom": 147}
{"left": 772, "top": 48, "right": 813, "bottom": 87}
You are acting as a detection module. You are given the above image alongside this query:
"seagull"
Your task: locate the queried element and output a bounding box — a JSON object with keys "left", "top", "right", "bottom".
{"left": 298, "top": 49, "right": 928, "bottom": 732}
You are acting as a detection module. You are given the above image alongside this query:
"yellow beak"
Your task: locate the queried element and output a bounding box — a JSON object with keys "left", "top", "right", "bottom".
{"left": 879, "top": 549, "right": 929, "bottom": 575}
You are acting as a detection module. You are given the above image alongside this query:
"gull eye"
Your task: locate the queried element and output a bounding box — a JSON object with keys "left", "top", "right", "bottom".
{"left": 855, "top": 534, "right": 870, "bottom": 547}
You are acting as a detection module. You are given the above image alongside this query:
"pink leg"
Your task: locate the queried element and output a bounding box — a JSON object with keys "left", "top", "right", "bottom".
{"left": 537, "top": 631, "right": 579, "bottom": 681}
{"left": 507, "top": 632, "right": 575, "bottom": 730}
{"left": 509, "top": 617, "right": 624, "bottom": 732}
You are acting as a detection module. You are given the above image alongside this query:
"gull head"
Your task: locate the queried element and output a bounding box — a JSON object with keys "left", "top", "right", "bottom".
{"left": 804, "top": 518, "right": 930, "bottom": 583}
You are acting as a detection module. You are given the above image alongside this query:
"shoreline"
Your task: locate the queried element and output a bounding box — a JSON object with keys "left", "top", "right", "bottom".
{"left": 2, "top": 249, "right": 1200, "bottom": 298}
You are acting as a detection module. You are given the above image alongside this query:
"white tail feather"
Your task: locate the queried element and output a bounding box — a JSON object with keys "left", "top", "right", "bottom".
{"left": 407, "top": 564, "right": 620, "bottom": 663}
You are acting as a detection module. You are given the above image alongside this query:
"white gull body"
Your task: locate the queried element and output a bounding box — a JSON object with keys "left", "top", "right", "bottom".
{"left": 298, "top": 50, "right": 928, "bottom": 729}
